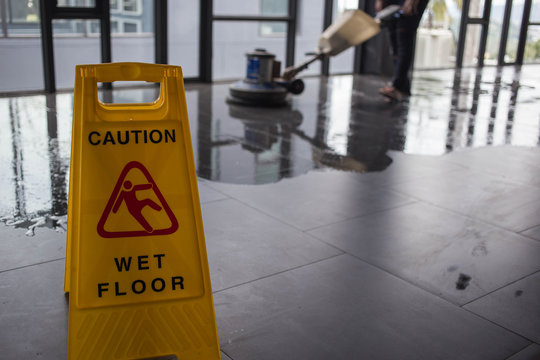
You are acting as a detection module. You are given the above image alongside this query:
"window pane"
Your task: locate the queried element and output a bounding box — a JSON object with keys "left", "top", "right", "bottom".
{"left": 86, "top": 20, "right": 99, "bottom": 34}
{"left": 0, "top": 38, "right": 43, "bottom": 91}
{"left": 9, "top": 0, "right": 39, "bottom": 21}
{"left": 111, "top": 0, "right": 154, "bottom": 63}
{"left": 110, "top": 0, "right": 120, "bottom": 12}
{"left": 415, "top": 0, "right": 460, "bottom": 69}
{"left": 336, "top": 0, "right": 358, "bottom": 15}
{"left": 57, "top": 0, "right": 96, "bottom": 7}
{"left": 0, "top": 1, "right": 4, "bottom": 36}
{"left": 215, "top": 0, "right": 266, "bottom": 16}
{"left": 123, "top": 21, "right": 138, "bottom": 32}
{"left": 260, "top": 0, "right": 288, "bottom": 37}
{"left": 468, "top": 0, "right": 485, "bottom": 18}
{"left": 504, "top": 0, "right": 525, "bottom": 63}
{"left": 53, "top": 20, "right": 101, "bottom": 88}
{"left": 294, "top": 0, "right": 324, "bottom": 76}
{"left": 7, "top": 0, "right": 40, "bottom": 35}
{"left": 415, "top": 28, "right": 456, "bottom": 68}
{"left": 329, "top": 0, "right": 357, "bottom": 74}
{"left": 168, "top": 0, "right": 199, "bottom": 78}
{"left": 485, "top": 0, "right": 504, "bottom": 64}
{"left": 463, "top": 24, "right": 483, "bottom": 66}
{"left": 261, "top": 0, "right": 288, "bottom": 16}
{"left": 111, "top": 0, "right": 152, "bottom": 34}
{"left": 524, "top": 25, "right": 540, "bottom": 63}
{"left": 213, "top": 21, "right": 286, "bottom": 80}
{"left": 260, "top": 21, "right": 287, "bottom": 36}
{"left": 531, "top": 0, "right": 540, "bottom": 22}
{"left": 53, "top": 19, "right": 85, "bottom": 35}
{"left": 123, "top": 0, "right": 142, "bottom": 14}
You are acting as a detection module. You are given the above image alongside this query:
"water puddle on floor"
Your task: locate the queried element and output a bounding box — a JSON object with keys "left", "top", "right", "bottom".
{"left": 1, "top": 65, "right": 539, "bottom": 234}
{"left": 2, "top": 215, "right": 67, "bottom": 236}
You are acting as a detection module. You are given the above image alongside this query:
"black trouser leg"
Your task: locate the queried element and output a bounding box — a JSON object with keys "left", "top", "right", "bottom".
{"left": 391, "top": 0, "right": 429, "bottom": 94}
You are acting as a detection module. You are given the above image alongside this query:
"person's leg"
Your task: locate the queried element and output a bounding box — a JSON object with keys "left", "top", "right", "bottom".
{"left": 391, "top": 0, "right": 429, "bottom": 95}
{"left": 379, "top": 17, "right": 399, "bottom": 97}
{"left": 391, "top": 22, "right": 414, "bottom": 93}
{"left": 381, "top": 1, "right": 399, "bottom": 93}
{"left": 387, "top": 18, "right": 398, "bottom": 65}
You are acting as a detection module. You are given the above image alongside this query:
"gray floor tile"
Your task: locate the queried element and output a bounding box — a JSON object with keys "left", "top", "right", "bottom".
{"left": 215, "top": 254, "right": 528, "bottom": 360}
{"left": 208, "top": 170, "right": 413, "bottom": 231}
{"left": 2, "top": 67, "right": 540, "bottom": 360}
{"left": 521, "top": 225, "right": 540, "bottom": 242}
{"left": 202, "top": 198, "right": 342, "bottom": 291}
{"left": 308, "top": 202, "right": 540, "bottom": 305}
{"left": 220, "top": 352, "right": 234, "bottom": 360}
{"left": 444, "top": 146, "right": 540, "bottom": 188}
{"left": 506, "top": 344, "right": 540, "bottom": 360}
{"left": 139, "top": 351, "right": 224, "bottom": 360}
{"left": 357, "top": 150, "right": 466, "bottom": 186}
{"left": 465, "top": 272, "right": 540, "bottom": 344}
{"left": 390, "top": 167, "right": 540, "bottom": 232}
{"left": 139, "top": 353, "right": 233, "bottom": 360}
{"left": 0, "top": 225, "right": 65, "bottom": 272}
{"left": 0, "top": 259, "right": 247, "bottom": 360}
{"left": 197, "top": 179, "right": 229, "bottom": 203}
{"left": 0, "top": 260, "right": 68, "bottom": 360}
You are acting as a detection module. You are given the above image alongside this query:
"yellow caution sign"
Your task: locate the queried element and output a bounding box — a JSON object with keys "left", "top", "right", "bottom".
{"left": 66, "top": 63, "right": 220, "bottom": 359}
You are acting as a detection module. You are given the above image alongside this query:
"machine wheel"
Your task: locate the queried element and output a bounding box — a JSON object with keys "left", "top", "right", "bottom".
{"left": 287, "top": 79, "right": 305, "bottom": 95}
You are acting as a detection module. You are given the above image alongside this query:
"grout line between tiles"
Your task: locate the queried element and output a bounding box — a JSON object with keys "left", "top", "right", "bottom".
{"left": 0, "top": 257, "right": 65, "bottom": 275}
{"left": 338, "top": 251, "right": 466, "bottom": 306}
{"left": 201, "top": 196, "right": 233, "bottom": 206}
{"left": 385, "top": 188, "right": 540, "bottom": 240}
{"left": 518, "top": 233, "right": 540, "bottom": 243}
{"left": 208, "top": 194, "right": 422, "bottom": 256}
{"left": 212, "top": 253, "right": 346, "bottom": 295}
{"left": 220, "top": 349, "right": 234, "bottom": 360}
{"left": 461, "top": 269, "right": 540, "bottom": 308}
{"left": 503, "top": 343, "right": 538, "bottom": 360}
{"left": 302, "top": 200, "right": 417, "bottom": 233}
{"left": 375, "top": 166, "right": 471, "bottom": 189}
{"left": 337, "top": 252, "right": 536, "bottom": 345}
{"left": 307, "top": 224, "right": 539, "bottom": 328}
{"left": 460, "top": 307, "right": 538, "bottom": 347}
{"left": 440, "top": 153, "right": 540, "bottom": 190}
{"left": 208, "top": 187, "right": 419, "bottom": 236}
{"left": 519, "top": 223, "right": 540, "bottom": 235}
{"left": 204, "top": 195, "right": 305, "bottom": 232}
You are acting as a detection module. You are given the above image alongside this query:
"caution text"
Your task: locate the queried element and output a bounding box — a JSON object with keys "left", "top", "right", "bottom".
{"left": 88, "top": 129, "right": 176, "bottom": 146}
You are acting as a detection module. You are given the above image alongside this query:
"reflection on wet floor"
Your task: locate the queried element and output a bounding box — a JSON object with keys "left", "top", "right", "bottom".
{"left": 0, "top": 65, "right": 539, "bottom": 230}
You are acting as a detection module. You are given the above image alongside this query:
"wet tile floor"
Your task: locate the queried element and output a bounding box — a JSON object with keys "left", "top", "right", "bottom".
{"left": 1, "top": 65, "right": 540, "bottom": 226}
{"left": 1, "top": 65, "right": 540, "bottom": 359}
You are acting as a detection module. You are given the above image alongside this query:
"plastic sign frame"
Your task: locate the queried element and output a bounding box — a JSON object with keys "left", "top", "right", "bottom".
{"left": 66, "top": 63, "right": 221, "bottom": 360}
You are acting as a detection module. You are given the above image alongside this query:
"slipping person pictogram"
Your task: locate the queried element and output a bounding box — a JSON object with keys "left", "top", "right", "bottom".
{"left": 112, "top": 180, "right": 162, "bottom": 233}
{"left": 97, "top": 161, "right": 178, "bottom": 238}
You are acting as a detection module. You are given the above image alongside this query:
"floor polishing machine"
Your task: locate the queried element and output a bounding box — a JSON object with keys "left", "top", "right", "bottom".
{"left": 227, "top": 5, "right": 401, "bottom": 107}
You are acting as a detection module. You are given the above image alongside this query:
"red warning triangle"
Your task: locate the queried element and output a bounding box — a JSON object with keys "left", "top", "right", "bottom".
{"left": 97, "top": 161, "right": 178, "bottom": 238}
